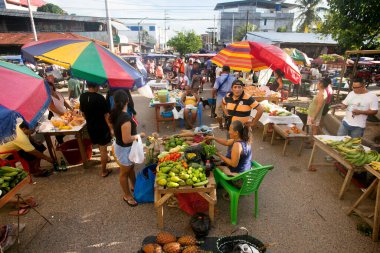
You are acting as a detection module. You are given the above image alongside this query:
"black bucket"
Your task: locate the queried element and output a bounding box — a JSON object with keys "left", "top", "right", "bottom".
{"left": 216, "top": 227, "right": 266, "bottom": 253}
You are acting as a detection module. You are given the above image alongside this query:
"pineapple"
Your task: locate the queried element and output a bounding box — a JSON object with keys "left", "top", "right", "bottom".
{"left": 156, "top": 231, "right": 176, "bottom": 245}
{"left": 163, "top": 242, "right": 181, "bottom": 253}
{"left": 142, "top": 243, "right": 162, "bottom": 253}
{"left": 177, "top": 235, "right": 197, "bottom": 246}
{"left": 182, "top": 245, "right": 201, "bottom": 253}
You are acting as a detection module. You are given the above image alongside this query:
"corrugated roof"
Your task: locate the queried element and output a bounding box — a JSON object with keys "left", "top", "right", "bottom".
{"left": 215, "top": 0, "right": 298, "bottom": 10}
{"left": 0, "top": 32, "right": 108, "bottom": 46}
{"left": 6, "top": 0, "right": 45, "bottom": 8}
{"left": 245, "top": 32, "right": 337, "bottom": 45}
{"left": 0, "top": 9, "right": 106, "bottom": 22}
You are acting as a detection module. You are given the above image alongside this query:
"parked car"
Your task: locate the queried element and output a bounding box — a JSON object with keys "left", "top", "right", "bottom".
{"left": 0, "top": 55, "right": 24, "bottom": 65}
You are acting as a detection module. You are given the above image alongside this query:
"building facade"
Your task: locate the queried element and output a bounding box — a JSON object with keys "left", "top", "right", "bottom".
{"left": 214, "top": 0, "right": 297, "bottom": 44}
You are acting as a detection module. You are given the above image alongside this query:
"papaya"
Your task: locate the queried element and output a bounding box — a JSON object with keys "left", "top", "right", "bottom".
{"left": 167, "top": 182, "right": 179, "bottom": 188}
{"left": 157, "top": 178, "right": 167, "bottom": 186}
{"left": 193, "top": 179, "right": 208, "bottom": 187}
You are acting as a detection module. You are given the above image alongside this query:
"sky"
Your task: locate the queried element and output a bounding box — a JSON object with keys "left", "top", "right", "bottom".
{"left": 45, "top": 0, "right": 306, "bottom": 40}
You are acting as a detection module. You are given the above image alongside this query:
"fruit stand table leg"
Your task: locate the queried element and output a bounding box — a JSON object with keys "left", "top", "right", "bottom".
{"left": 262, "top": 124, "right": 268, "bottom": 141}
{"left": 298, "top": 139, "right": 305, "bottom": 156}
{"left": 155, "top": 105, "right": 160, "bottom": 133}
{"left": 270, "top": 129, "right": 275, "bottom": 145}
{"left": 373, "top": 179, "right": 380, "bottom": 241}
{"left": 339, "top": 168, "right": 355, "bottom": 200}
{"left": 307, "top": 142, "right": 317, "bottom": 169}
{"left": 282, "top": 139, "right": 289, "bottom": 156}
{"left": 198, "top": 191, "right": 216, "bottom": 223}
{"left": 154, "top": 191, "right": 173, "bottom": 228}
{"left": 43, "top": 134, "right": 57, "bottom": 163}
{"left": 347, "top": 179, "right": 378, "bottom": 215}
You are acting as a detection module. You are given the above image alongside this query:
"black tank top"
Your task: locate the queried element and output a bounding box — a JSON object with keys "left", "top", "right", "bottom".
{"left": 113, "top": 112, "right": 137, "bottom": 147}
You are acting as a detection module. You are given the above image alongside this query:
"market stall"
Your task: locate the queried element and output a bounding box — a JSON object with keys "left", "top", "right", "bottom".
{"left": 308, "top": 136, "right": 380, "bottom": 199}
{"left": 151, "top": 129, "right": 218, "bottom": 228}
{"left": 258, "top": 101, "right": 304, "bottom": 141}
{"left": 37, "top": 110, "right": 88, "bottom": 166}
{"left": 244, "top": 85, "right": 281, "bottom": 104}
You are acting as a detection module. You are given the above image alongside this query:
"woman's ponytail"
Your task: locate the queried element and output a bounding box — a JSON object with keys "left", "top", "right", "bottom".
{"left": 231, "top": 120, "right": 252, "bottom": 143}
{"left": 110, "top": 90, "right": 129, "bottom": 124}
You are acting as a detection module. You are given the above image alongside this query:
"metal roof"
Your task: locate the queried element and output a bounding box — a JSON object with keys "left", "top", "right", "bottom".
{"left": 0, "top": 32, "right": 108, "bottom": 46}
{"left": 245, "top": 32, "right": 337, "bottom": 45}
{"left": 0, "top": 8, "right": 106, "bottom": 22}
{"left": 214, "top": 0, "right": 298, "bottom": 10}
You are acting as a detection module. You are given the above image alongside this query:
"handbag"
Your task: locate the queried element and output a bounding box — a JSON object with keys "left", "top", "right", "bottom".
{"left": 129, "top": 135, "right": 145, "bottom": 164}
{"left": 134, "top": 164, "right": 156, "bottom": 203}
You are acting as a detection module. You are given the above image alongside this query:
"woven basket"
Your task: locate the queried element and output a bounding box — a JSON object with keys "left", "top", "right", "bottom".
{"left": 216, "top": 227, "right": 266, "bottom": 253}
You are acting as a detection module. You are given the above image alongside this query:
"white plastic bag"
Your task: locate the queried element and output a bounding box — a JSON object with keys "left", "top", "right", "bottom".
{"left": 178, "top": 108, "right": 184, "bottom": 119}
{"left": 128, "top": 135, "right": 145, "bottom": 164}
{"left": 172, "top": 108, "right": 179, "bottom": 119}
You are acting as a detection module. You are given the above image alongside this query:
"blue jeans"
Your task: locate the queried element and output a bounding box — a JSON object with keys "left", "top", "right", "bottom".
{"left": 337, "top": 120, "right": 365, "bottom": 138}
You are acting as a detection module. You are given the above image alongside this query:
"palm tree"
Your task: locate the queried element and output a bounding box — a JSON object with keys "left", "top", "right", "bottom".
{"left": 296, "top": 0, "right": 327, "bottom": 33}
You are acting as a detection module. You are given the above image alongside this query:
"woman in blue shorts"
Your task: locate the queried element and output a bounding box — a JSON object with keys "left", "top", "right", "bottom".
{"left": 110, "top": 90, "right": 145, "bottom": 207}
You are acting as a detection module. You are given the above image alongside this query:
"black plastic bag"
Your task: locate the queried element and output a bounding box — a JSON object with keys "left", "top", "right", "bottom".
{"left": 190, "top": 212, "right": 211, "bottom": 238}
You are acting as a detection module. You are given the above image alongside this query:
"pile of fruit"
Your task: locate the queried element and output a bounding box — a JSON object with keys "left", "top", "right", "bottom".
{"left": 370, "top": 161, "right": 380, "bottom": 172}
{"left": 142, "top": 232, "right": 201, "bottom": 253}
{"left": 285, "top": 125, "right": 302, "bottom": 135}
{"left": 50, "top": 110, "right": 85, "bottom": 130}
{"left": 156, "top": 161, "right": 208, "bottom": 188}
{"left": 164, "top": 137, "right": 189, "bottom": 152}
{"left": 158, "top": 152, "right": 183, "bottom": 163}
{"left": 0, "top": 166, "right": 28, "bottom": 197}
{"left": 325, "top": 138, "right": 380, "bottom": 166}
{"left": 268, "top": 110, "right": 292, "bottom": 116}
{"left": 295, "top": 107, "right": 308, "bottom": 114}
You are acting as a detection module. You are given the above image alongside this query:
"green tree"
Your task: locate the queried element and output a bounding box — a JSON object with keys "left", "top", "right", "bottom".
{"left": 319, "top": 0, "right": 380, "bottom": 50}
{"left": 276, "top": 26, "right": 287, "bottom": 32}
{"left": 296, "top": 0, "right": 327, "bottom": 33}
{"left": 167, "top": 30, "right": 202, "bottom": 56}
{"left": 234, "top": 23, "right": 256, "bottom": 41}
{"left": 37, "top": 3, "right": 67, "bottom": 15}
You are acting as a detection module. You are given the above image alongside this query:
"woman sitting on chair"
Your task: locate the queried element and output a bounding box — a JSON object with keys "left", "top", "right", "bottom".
{"left": 206, "top": 120, "right": 252, "bottom": 176}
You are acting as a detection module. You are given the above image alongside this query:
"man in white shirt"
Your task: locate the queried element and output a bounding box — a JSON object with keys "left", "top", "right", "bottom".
{"left": 333, "top": 78, "right": 378, "bottom": 137}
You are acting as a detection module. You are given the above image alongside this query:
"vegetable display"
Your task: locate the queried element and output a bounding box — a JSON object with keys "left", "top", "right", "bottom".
{"left": 0, "top": 166, "right": 28, "bottom": 196}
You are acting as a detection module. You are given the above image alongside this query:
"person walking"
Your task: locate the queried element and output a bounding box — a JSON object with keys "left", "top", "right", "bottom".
{"left": 212, "top": 66, "right": 236, "bottom": 129}
{"left": 109, "top": 90, "right": 145, "bottom": 207}
{"left": 79, "top": 82, "right": 112, "bottom": 177}
{"left": 332, "top": 77, "right": 378, "bottom": 138}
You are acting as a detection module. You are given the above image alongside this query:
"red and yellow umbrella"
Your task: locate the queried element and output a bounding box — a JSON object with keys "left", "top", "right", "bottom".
{"left": 22, "top": 39, "right": 144, "bottom": 89}
{"left": 211, "top": 41, "right": 267, "bottom": 72}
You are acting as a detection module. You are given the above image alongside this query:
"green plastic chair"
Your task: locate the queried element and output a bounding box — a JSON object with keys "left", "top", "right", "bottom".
{"left": 213, "top": 161, "right": 274, "bottom": 225}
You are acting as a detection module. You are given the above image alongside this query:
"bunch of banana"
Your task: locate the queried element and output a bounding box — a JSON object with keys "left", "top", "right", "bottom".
{"left": 326, "top": 137, "right": 361, "bottom": 149}
{"left": 370, "top": 161, "right": 380, "bottom": 172}
{"left": 344, "top": 150, "right": 380, "bottom": 167}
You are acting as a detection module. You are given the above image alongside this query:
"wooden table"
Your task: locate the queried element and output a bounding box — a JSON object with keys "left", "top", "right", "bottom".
{"left": 154, "top": 172, "right": 217, "bottom": 228}
{"left": 308, "top": 137, "right": 365, "bottom": 199}
{"left": 152, "top": 102, "right": 177, "bottom": 133}
{"left": 347, "top": 165, "right": 380, "bottom": 241}
{"left": 38, "top": 123, "right": 88, "bottom": 166}
{"left": 271, "top": 124, "right": 308, "bottom": 156}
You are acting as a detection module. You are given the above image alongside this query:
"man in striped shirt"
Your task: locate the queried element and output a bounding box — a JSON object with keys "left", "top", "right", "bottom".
{"left": 222, "top": 80, "right": 264, "bottom": 129}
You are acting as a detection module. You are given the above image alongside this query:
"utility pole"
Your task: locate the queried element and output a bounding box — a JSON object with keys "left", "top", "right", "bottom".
{"left": 164, "top": 10, "right": 170, "bottom": 50}
{"left": 27, "top": 0, "right": 37, "bottom": 41}
{"left": 138, "top": 17, "right": 147, "bottom": 53}
{"left": 245, "top": 10, "right": 249, "bottom": 36}
{"left": 213, "top": 15, "right": 216, "bottom": 51}
{"left": 104, "top": 0, "right": 114, "bottom": 52}
{"left": 231, "top": 13, "right": 234, "bottom": 43}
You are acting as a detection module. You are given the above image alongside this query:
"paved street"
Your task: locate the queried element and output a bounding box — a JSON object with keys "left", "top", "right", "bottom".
{"left": 0, "top": 84, "right": 379, "bottom": 253}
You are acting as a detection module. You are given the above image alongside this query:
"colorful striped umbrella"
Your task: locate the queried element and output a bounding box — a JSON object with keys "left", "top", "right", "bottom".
{"left": 0, "top": 61, "right": 50, "bottom": 143}
{"left": 283, "top": 48, "right": 311, "bottom": 66}
{"left": 21, "top": 39, "right": 144, "bottom": 89}
{"left": 249, "top": 42, "right": 302, "bottom": 84}
{"left": 211, "top": 41, "right": 267, "bottom": 72}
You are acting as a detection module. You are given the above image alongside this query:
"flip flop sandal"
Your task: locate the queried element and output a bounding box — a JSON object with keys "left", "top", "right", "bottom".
{"left": 8, "top": 207, "right": 30, "bottom": 216}
{"left": 101, "top": 169, "right": 112, "bottom": 178}
{"left": 123, "top": 197, "right": 138, "bottom": 207}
